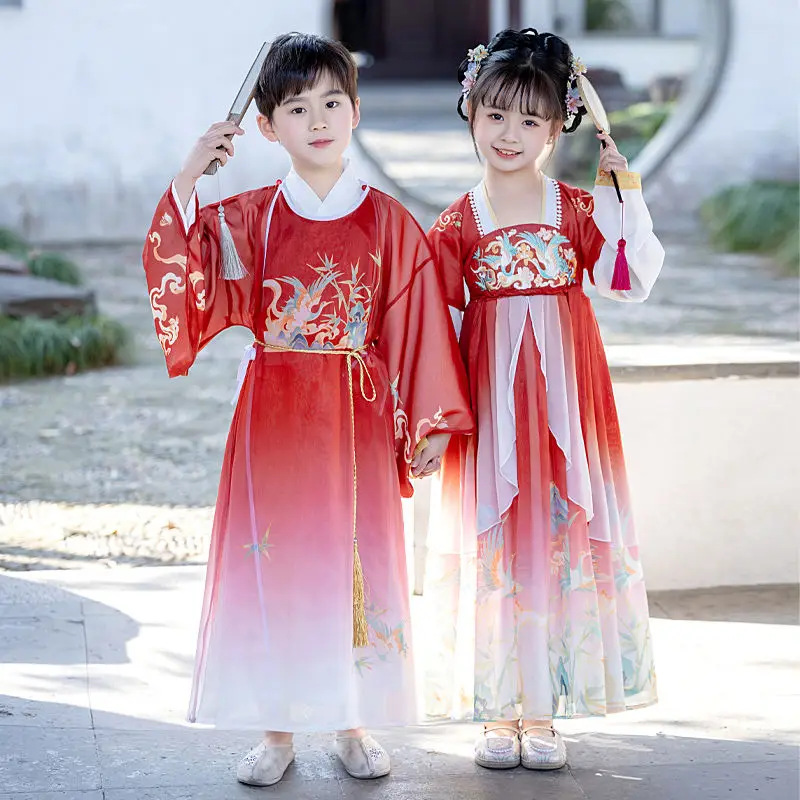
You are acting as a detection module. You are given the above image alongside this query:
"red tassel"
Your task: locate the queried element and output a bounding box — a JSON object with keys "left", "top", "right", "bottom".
{"left": 610, "top": 238, "right": 631, "bottom": 291}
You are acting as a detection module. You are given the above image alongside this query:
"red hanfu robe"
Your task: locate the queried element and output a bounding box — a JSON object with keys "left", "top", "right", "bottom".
{"left": 424, "top": 173, "right": 663, "bottom": 721}
{"left": 142, "top": 167, "right": 473, "bottom": 731}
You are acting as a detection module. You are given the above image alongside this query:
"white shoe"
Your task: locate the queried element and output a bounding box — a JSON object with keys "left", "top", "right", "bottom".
{"left": 235, "top": 741, "right": 295, "bottom": 786}
{"left": 520, "top": 726, "right": 567, "bottom": 770}
{"left": 334, "top": 733, "right": 391, "bottom": 779}
{"left": 474, "top": 725, "right": 521, "bottom": 769}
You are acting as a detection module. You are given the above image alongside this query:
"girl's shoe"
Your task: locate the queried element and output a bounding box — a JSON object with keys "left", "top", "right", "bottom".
{"left": 474, "top": 725, "right": 521, "bottom": 769}
{"left": 235, "top": 741, "right": 295, "bottom": 786}
{"left": 334, "top": 733, "right": 391, "bottom": 779}
{"left": 520, "top": 726, "right": 567, "bottom": 770}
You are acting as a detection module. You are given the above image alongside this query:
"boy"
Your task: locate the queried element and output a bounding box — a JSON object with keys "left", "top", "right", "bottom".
{"left": 142, "top": 32, "right": 472, "bottom": 787}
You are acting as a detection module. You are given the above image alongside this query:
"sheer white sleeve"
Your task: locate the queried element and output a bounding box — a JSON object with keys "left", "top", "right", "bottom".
{"left": 449, "top": 305, "right": 463, "bottom": 341}
{"left": 170, "top": 182, "right": 198, "bottom": 234}
{"left": 591, "top": 171, "right": 665, "bottom": 303}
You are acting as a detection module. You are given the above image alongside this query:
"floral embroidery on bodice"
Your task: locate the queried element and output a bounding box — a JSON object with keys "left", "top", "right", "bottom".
{"left": 261, "top": 251, "right": 377, "bottom": 350}
{"left": 470, "top": 225, "right": 578, "bottom": 297}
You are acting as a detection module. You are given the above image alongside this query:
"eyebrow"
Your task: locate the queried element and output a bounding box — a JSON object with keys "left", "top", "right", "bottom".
{"left": 282, "top": 89, "right": 347, "bottom": 105}
{"left": 486, "top": 105, "right": 546, "bottom": 120}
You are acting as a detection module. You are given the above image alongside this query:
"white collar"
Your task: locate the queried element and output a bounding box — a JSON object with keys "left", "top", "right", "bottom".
{"left": 469, "top": 176, "right": 560, "bottom": 237}
{"left": 281, "top": 159, "right": 368, "bottom": 220}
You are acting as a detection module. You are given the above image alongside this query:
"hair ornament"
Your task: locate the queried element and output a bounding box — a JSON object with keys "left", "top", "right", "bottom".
{"left": 564, "top": 56, "right": 588, "bottom": 127}
{"left": 461, "top": 44, "right": 490, "bottom": 97}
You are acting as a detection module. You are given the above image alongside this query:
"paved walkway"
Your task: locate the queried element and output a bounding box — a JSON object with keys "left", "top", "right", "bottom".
{"left": 0, "top": 567, "right": 797, "bottom": 799}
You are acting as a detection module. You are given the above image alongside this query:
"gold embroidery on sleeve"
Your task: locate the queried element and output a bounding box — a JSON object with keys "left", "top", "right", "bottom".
{"left": 148, "top": 232, "right": 205, "bottom": 311}
{"left": 432, "top": 210, "right": 463, "bottom": 233}
{"left": 159, "top": 212, "right": 173, "bottom": 227}
{"left": 149, "top": 272, "right": 185, "bottom": 355}
{"left": 571, "top": 195, "right": 594, "bottom": 215}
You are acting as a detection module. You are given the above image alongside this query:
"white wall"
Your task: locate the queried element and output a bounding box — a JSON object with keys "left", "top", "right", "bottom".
{"left": 570, "top": 35, "right": 698, "bottom": 87}
{"left": 646, "top": 0, "right": 800, "bottom": 214}
{"left": 617, "top": 377, "right": 799, "bottom": 591}
{"left": 658, "top": 0, "right": 701, "bottom": 37}
{"left": 0, "top": 0, "right": 329, "bottom": 242}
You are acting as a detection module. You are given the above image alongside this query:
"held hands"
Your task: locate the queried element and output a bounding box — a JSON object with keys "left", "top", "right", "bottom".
{"left": 174, "top": 121, "right": 245, "bottom": 204}
{"left": 597, "top": 133, "right": 628, "bottom": 173}
{"left": 410, "top": 433, "right": 451, "bottom": 479}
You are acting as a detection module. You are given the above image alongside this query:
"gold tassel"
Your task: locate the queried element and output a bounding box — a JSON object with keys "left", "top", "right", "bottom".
{"left": 352, "top": 538, "right": 369, "bottom": 648}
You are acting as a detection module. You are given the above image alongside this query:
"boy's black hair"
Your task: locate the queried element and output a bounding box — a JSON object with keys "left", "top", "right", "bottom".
{"left": 457, "top": 28, "right": 587, "bottom": 136}
{"left": 255, "top": 32, "right": 358, "bottom": 119}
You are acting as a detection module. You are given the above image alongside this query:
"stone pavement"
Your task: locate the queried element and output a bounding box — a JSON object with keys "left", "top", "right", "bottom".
{"left": 0, "top": 567, "right": 797, "bottom": 799}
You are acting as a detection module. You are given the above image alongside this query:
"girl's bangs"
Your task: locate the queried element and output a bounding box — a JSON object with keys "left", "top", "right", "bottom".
{"left": 481, "top": 69, "right": 563, "bottom": 121}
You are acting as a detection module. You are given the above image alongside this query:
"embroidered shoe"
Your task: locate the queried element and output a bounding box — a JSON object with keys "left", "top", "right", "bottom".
{"left": 474, "top": 725, "right": 521, "bottom": 769}
{"left": 235, "top": 741, "right": 295, "bottom": 786}
{"left": 520, "top": 726, "right": 567, "bottom": 770}
{"left": 334, "top": 733, "right": 391, "bottom": 779}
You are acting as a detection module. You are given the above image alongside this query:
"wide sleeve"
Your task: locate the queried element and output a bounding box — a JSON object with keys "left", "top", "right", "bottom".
{"left": 428, "top": 202, "right": 468, "bottom": 338}
{"left": 580, "top": 171, "right": 665, "bottom": 303}
{"left": 376, "top": 202, "right": 475, "bottom": 497}
{"left": 141, "top": 185, "right": 264, "bottom": 377}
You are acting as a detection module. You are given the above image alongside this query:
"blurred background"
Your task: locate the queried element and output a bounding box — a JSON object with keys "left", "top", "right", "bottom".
{"left": 0, "top": 4, "right": 797, "bottom": 798}
{"left": 0, "top": 0, "right": 797, "bottom": 241}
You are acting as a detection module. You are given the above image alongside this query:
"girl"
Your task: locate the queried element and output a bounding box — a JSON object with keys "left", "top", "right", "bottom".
{"left": 142, "top": 33, "right": 471, "bottom": 787}
{"left": 424, "top": 28, "right": 663, "bottom": 771}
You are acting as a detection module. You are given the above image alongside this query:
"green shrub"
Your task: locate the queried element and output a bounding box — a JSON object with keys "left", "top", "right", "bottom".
{"left": 586, "top": 0, "right": 633, "bottom": 30}
{"left": 26, "top": 252, "right": 83, "bottom": 286}
{"left": 0, "top": 315, "right": 129, "bottom": 382}
{"left": 700, "top": 181, "right": 799, "bottom": 274}
{"left": 608, "top": 102, "right": 672, "bottom": 142}
{"left": 0, "top": 227, "right": 29, "bottom": 256}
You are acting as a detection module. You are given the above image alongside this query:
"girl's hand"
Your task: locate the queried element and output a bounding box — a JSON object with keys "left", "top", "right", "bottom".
{"left": 597, "top": 133, "right": 628, "bottom": 173}
{"left": 410, "top": 433, "right": 451, "bottom": 478}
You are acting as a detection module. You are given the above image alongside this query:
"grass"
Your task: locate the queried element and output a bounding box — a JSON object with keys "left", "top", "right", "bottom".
{"left": 0, "top": 226, "right": 130, "bottom": 381}
{"left": 700, "top": 181, "right": 799, "bottom": 275}
{"left": 0, "top": 227, "right": 84, "bottom": 285}
{"left": 0, "top": 315, "right": 129, "bottom": 382}
{"left": 26, "top": 251, "right": 83, "bottom": 285}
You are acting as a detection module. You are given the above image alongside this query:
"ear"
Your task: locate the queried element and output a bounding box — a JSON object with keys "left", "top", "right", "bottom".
{"left": 351, "top": 96, "right": 361, "bottom": 130}
{"left": 257, "top": 113, "right": 280, "bottom": 143}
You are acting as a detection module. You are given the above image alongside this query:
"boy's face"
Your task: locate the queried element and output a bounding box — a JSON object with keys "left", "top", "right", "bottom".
{"left": 257, "top": 72, "right": 360, "bottom": 171}
{"left": 472, "top": 102, "right": 556, "bottom": 173}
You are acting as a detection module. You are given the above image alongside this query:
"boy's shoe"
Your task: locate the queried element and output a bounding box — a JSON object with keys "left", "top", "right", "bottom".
{"left": 235, "top": 741, "right": 295, "bottom": 786}
{"left": 474, "top": 725, "right": 521, "bottom": 769}
{"left": 520, "top": 726, "right": 567, "bottom": 770}
{"left": 334, "top": 733, "right": 391, "bottom": 779}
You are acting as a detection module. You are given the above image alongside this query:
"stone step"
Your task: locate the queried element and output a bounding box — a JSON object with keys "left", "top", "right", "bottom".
{"left": 0, "top": 273, "right": 96, "bottom": 319}
{"left": 0, "top": 251, "right": 27, "bottom": 275}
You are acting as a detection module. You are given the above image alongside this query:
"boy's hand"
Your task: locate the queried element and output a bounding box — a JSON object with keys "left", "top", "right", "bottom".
{"left": 597, "top": 133, "right": 628, "bottom": 173}
{"left": 410, "top": 433, "right": 451, "bottom": 478}
{"left": 174, "top": 122, "right": 244, "bottom": 207}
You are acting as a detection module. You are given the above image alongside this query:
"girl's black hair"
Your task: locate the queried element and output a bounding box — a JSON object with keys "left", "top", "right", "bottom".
{"left": 456, "top": 28, "right": 587, "bottom": 135}
{"left": 255, "top": 32, "right": 358, "bottom": 119}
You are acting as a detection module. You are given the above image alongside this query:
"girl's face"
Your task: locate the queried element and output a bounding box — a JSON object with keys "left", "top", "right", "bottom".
{"left": 472, "top": 102, "right": 556, "bottom": 173}
{"left": 258, "top": 72, "right": 360, "bottom": 172}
